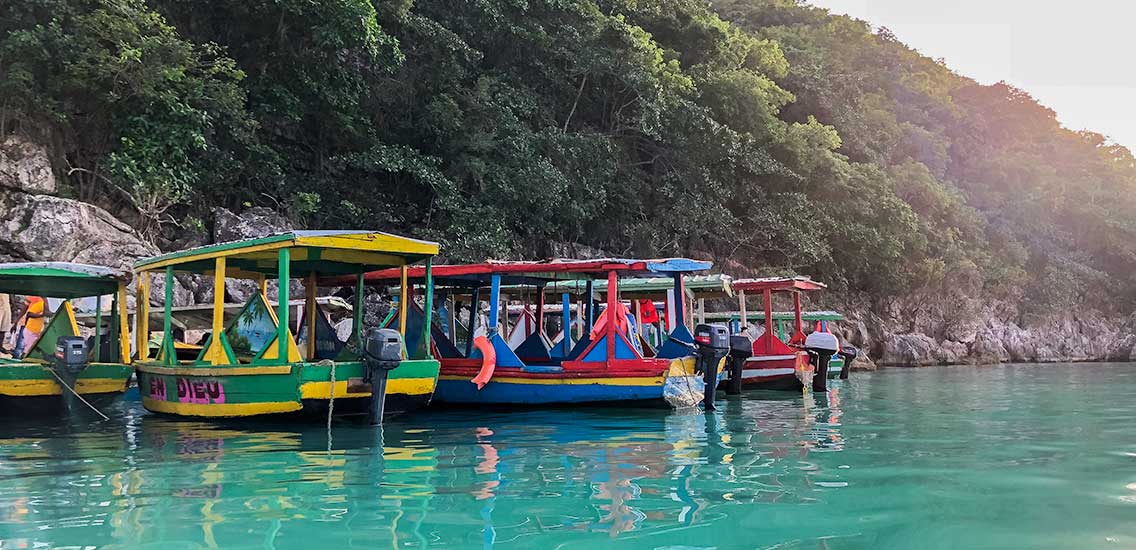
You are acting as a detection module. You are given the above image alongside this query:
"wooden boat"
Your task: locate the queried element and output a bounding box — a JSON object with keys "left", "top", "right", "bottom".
{"left": 705, "top": 309, "right": 849, "bottom": 378}
{"left": 133, "top": 230, "right": 440, "bottom": 419}
{"left": 0, "top": 262, "right": 133, "bottom": 412}
{"left": 729, "top": 277, "right": 826, "bottom": 391}
{"left": 354, "top": 259, "right": 717, "bottom": 407}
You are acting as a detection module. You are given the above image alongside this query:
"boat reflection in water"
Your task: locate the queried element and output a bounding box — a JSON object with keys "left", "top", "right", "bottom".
{"left": 0, "top": 388, "right": 865, "bottom": 549}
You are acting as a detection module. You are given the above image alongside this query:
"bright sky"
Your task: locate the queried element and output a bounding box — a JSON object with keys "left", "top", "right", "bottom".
{"left": 806, "top": 0, "right": 1136, "bottom": 152}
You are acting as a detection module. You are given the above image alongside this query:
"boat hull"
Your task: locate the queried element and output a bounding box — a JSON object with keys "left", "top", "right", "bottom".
{"left": 733, "top": 352, "right": 814, "bottom": 391}
{"left": 0, "top": 362, "right": 132, "bottom": 411}
{"left": 433, "top": 357, "right": 708, "bottom": 406}
{"left": 136, "top": 359, "right": 439, "bottom": 419}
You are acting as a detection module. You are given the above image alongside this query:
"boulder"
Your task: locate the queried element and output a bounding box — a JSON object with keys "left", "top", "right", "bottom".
{"left": 0, "top": 136, "right": 55, "bottom": 194}
{"left": 937, "top": 340, "right": 970, "bottom": 364}
{"left": 879, "top": 333, "right": 940, "bottom": 366}
{"left": 213, "top": 207, "right": 292, "bottom": 243}
{"left": 0, "top": 191, "right": 156, "bottom": 270}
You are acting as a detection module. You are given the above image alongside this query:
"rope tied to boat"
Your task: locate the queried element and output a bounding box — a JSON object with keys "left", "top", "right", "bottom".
{"left": 47, "top": 367, "right": 110, "bottom": 421}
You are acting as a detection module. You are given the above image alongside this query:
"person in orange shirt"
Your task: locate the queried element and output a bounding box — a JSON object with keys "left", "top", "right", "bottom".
{"left": 14, "top": 296, "right": 45, "bottom": 357}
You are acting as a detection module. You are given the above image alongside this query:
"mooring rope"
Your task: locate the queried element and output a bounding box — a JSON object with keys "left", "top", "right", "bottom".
{"left": 48, "top": 367, "right": 110, "bottom": 421}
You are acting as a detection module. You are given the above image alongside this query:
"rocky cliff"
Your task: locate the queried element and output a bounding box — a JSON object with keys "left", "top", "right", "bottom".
{"left": 2, "top": 134, "right": 1132, "bottom": 367}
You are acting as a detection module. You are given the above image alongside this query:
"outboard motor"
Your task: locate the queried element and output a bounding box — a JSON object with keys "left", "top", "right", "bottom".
{"left": 837, "top": 344, "right": 859, "bottom": 380}
{"left": 804, "top": 330, "right": 839, "bottom": 392}
{"left": 693, "top": 324, "right": 730, "bottom": 410}
{"left": 54, "top": 336, "right": 88, "bottom": 414}
{"left": 362, "top": 328, "right": 403, "bottom": 425}
{"left": 725, "top": 334, "right": 753, "bottom": 395}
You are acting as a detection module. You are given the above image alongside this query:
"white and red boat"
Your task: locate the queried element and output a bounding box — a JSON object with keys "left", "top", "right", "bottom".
{"left": 730, "top": 277, "right": 827, "bottom": 391}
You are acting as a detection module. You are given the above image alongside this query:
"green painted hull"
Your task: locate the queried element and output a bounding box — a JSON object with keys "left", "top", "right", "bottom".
{"left": 136, "top": 359, "right": 439, "bottom": 419}
{"left": 0, "top": 361, "right": 133, "bottom": 412}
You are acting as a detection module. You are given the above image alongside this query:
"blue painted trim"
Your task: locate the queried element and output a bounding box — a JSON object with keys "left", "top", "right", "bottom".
{"left": 645, "top": 259, "right": 712, "bottom": 272}
{"left": 488, "top": 274, "right": 501, "bottom": 333}
{"left": 584, "top": 280, "right": 594, "bottom": 333}
{"left": 470, "top": 331, "right": 525, "bottom": 368}
{"left": 434, "top": 377, "right": 668, "bottom": 404}
{"left": 560, "top": 292, "right": 572, "bottom": 356}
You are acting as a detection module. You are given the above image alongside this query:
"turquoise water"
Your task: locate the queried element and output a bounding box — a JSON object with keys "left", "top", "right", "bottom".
{"left": 3, "top": 363, "right": 1136, "bottom": 549}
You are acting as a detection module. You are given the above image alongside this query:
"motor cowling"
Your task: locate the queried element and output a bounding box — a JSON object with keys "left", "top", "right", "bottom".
{"left": 838, "top": 344, "right": 858, "bottom": 380}
{"left": 725, "top": 334, "right": 752, "bottom": 395}
{"left": 693, "top": 324, "right": 729, "bottom": 410}
{"left": 362, "top": 328, "right": 402, "bottom": 425}
{"left": 804, "top": 331, "right": 839, "bottom": 392}
{"left": 54, "top": 336, "right": 88, "bottom": 375}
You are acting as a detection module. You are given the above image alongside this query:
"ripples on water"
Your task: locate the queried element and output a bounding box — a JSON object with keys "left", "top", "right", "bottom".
{"left": 2, "top": 363, "right": 1136, "bottom": 549}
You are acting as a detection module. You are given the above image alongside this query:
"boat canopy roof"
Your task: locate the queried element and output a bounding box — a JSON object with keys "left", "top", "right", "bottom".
{"left": 344, "top": 258, "right": 712, "bottom": 288}
{"left": 544, "top": 274, "right": 733, "bottom": 299}
{"left": 135, "top": 230, "right": 439, "bottom": 277}
{"left": 0, "top": 262, "right": 130, "bottom": 298}
{"left": 731, "top": 276, "right": 825, "bottom": 293}
{"left": 704, "top": 310, "right": 844, "bottom": 322}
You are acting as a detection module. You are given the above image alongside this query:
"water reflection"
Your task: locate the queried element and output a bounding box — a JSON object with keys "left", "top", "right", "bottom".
{"left": 0, "top": 386, "right": 857, "bottom": 549}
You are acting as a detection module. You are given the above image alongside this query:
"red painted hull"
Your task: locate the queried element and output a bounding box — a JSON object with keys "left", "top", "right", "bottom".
{"left": 737, "top": 352, "right": 812, "bottom": 391}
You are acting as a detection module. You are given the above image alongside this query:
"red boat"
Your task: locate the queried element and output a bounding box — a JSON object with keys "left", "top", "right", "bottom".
{"left": 730, "top": 277, "right": 826, "bottom": 391}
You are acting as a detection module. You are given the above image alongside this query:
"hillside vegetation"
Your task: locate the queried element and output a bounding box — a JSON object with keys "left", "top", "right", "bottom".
{"left": 3, "top": 0, "right": 1134, "bottom": 312}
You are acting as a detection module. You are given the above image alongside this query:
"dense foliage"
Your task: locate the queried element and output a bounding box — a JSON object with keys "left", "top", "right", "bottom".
{"left": 3, "top": 0, "right": 1135, "bottom": 310}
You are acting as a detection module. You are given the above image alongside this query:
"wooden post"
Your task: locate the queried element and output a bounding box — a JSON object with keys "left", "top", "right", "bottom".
{"left": 488, "top": 274, "right": 501, "bottom": 335}
{"left": 136, "top": 272, "right": 149, "bottom": 361}
{"left": 633, "top": 298, "right": 643, "bottom": 336}
{"left": 561, "top": 292, "right": 572, "bottom": 355}
{"left": 421, "top": 259, "right": 434, "bottom": 359}
{"left": 466, "top": 287, "right": 480, "bottom": 357}
{"left": 354, "top": 273, "right": 365, "bottom": 351}
{"left": 606, "top": 270, "right": 617, "bottom": 359}
{"left": 763, "top": 288, "right": 774, "bottom": 354}
{"left": 698, "top": 297, "right": 705, "bottom": 325}
{"left": 93, "top": 295, "right": 103, "bottom": 362}
{"left": 162, "top": 266, "right": 174, "bottom": 364}
{"left": 398, "top": 265, "right": 409, "bottom": 339}
{"left": 117, "top": 282, "right": 130, "bottom": 363}
{"left": 207, "top": 257, "right": 227, "bottom": 365}
{"left": 277, "top": 248, "right": 291, "bottom": 362}
{"left": 672, "top": 274, "right": 685, "bottom": 333}
{"left": 535, "top": 284, "right": 546, "bottom": 337}
{"left": 738, "top": 289, "right": 748, "bottom": 334}
{"left": 793, "top": 291, "right": 803, "bottom": 336}
{"left": 584, "top": 280, "right": 595, "bottom": 333}
{"left": 304, "top": 272, "right": 317, "bottom": 360}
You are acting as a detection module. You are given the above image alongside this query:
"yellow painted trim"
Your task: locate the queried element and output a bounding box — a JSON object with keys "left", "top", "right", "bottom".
{"left": 305, "top": 273, "right": 317, "bottom": 361}
{"left": 258, "top": 275, "right": 268, "bottom": 298}
{"left": 317, "top": 248, "right": 407, "bottom": 267}
{"left": 0, "top": 377, "right": 127, "bottom": 397}
{"left": 399, "top": 265, "right": 408, "bottom": 339}
{"left": 137, "top": 241, "right": 289, "bottom": 272}
{"left": 299, "top": 377, "right": 436, "bottom": 399}
{"left": 142, "top": 396, "right": 302, "bottom": 417}
{"left": 205, "top": 257, "right": 229, "bottom": 365}
{"left": 117, "top": 281, "right": 131, "bottom": 364}
{"left": 295, "top": 234, "right": 439, "bottom": 256}
{"left": 388, "top": 377, "right": 436, "bottom": 396}
{"left": 137, "top": 364, "right": 294, "bottom": 376}
{"left": 137, "top": 272, "right": 150, "bottom": 361}
{"left": 299, "top": 381, "right": 370, "bottom": 400}
{"left": 438, "top": 374, "right": 665, "bottom": 386}
{"left": 260, "top": 333, "right": 302, "bottom": 362}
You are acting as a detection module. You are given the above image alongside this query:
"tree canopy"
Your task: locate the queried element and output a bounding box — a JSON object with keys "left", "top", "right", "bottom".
{"left": 3, "top": 0, "right": 1134, "bottom": 311}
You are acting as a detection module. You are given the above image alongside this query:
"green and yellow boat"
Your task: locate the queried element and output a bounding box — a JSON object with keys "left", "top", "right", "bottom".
{"left": 0, "top": 262, "right": 133, "bottom": 412}
{"left": 132, "top": 230, "right": 440, "bottom": 420}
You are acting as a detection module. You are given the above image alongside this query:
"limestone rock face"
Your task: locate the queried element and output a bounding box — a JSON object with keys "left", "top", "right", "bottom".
{"left": 880, "top": 333, "right": 939, "bottom": 366}
{"left": 0, "top": 191, "right": 156, "bottom": 270}
{"left": 213, "top": 207, "right": 292, "bottom": 243}
{"left": 0, "top": 136, "right": 55, "bottom": 194}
